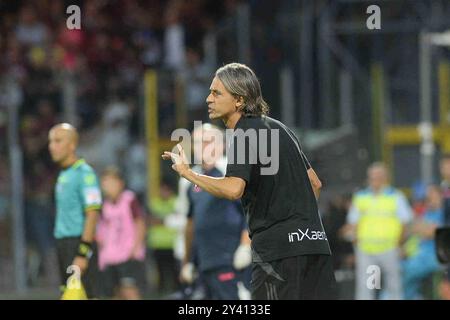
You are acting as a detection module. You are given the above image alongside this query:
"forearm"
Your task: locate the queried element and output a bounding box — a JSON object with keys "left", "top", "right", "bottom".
{"left": 183, "top": 219, "right": 194, "bottom": 265}
{"left": 182, "top": 169, "right": 243, "bottom": 200}
{"left": 425, "top": 224, "right": 438, "bottom": 239}
{"left": 399, "top": 225, "right": 408, "bottom": 245}
{"left": 134, "top": 217, "right": 146, "bottom": 247}
{"left": 420, "top": 223, "right": 438, "bottom": 239}
{"left": 341, "top": 223, "right": 357, "bottom": 243}
{"left": 82, "top": 210, "right": 99, "bottom": 243}
{"left": 311, "top": 185, "right": 320, "bottom": 200}
{"left": 240, "top": 230, "right": 251, "bottom": 246}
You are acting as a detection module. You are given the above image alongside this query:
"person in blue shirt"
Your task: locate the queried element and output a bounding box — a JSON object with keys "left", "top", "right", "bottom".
{"left": 402, "top": 185, "right": 444, "bottom": 300}
{"left": 180, "top": 124, "right": 251, "bottom": 300}
{"left": 439, "top": 155, "right": 450, "bottom": 299}
{"left": 441, "top": 155, "right": 450, "bottom": 226}
{"left": 48, "top": 123, "right": 102, "bottom": 299}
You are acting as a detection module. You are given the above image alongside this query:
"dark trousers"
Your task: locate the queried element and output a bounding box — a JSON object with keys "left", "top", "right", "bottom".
{"left": 99, "top": 259, "right": 146, "bottom": 298}
{"left": 202, "top": 266, "right": 242, "bottom": 300}
{"left": 251, "top": 255, "right": 337, "bottom": 300}
{"left": 55, "top": 237, "right": 99, "bottom": 298}
{"left": 153, "top": 249, "right": 179, "bottom": 293}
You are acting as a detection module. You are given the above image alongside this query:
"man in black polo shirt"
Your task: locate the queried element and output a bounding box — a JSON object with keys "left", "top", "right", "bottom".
{"left": 163, "top": 62, "right": 336, "bottom": 300}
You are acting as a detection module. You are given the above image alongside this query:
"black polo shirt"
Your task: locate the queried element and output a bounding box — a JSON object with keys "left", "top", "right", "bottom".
{"left": 225, "top": 115, "right": 331, "bottom": 262}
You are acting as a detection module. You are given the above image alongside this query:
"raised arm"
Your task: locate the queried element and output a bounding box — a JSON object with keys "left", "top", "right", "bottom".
{"left": 162, "top": 144, "right": 246, "bottom": 200}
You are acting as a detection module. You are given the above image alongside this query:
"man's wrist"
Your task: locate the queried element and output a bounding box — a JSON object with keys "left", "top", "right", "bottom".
{"left": 77, "top": 240, "right": 93, "bottom": 259}
{"left": 181, "top": 168, "right": 194, "bottom": 180}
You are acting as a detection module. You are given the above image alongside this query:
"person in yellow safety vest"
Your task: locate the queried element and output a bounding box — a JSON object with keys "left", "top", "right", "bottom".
{"left": 148, "top": 181, "right": 179, "bottom": 295}
{"left": 345, "top": 162, "right": 413, "bottom": 300}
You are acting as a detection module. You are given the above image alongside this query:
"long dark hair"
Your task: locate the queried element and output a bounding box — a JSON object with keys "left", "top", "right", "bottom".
{"left": 215, "top": 63, "right": 269, "bottom": 116}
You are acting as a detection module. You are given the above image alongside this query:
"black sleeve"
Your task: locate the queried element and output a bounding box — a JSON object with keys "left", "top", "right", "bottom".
{"left": 225, "top": 133, "right": 255, "bottom": 183}
{"left": 301, "top": 150, "right": 312, "bottom": 170}
{"left": 287, "top": 126, "right": 311, "bottom": 170}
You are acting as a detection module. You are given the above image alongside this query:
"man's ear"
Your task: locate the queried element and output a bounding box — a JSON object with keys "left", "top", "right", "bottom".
{"left": 235, "top": 96, "right": 244, "bottom": 110}
{"left": 70, "top": 142, "right": 77, "bottom": 154}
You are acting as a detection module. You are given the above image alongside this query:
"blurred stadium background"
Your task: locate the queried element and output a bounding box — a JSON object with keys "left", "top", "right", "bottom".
{"left": 0, "top": 0, "right": 450, "bottom": 299}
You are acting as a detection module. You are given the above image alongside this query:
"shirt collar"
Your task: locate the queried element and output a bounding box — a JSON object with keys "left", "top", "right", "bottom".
{"left": 64, "top": 158, "right": 85, "bottom": 170}
{"left": 369, "top": 186, "right": 390, "bottom": 195}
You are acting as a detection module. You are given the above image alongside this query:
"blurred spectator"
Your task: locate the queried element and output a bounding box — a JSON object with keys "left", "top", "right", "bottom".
{"left": 97, "top": 167, "right": 147, "bottom": 300}
{"left": 147, "top": 180, "right": 179, "bottom": 295}
{"left": 119, "top": 48, "right": 145, "bottom": 91}
{"left": 0, "top": 70, "right": 24, "bottom": 111}
{"left": 163, "top": 167, "right": 191, "bottom": 288}
{"left": 163, "top": 0, "right": 186, "bottom": 71}
{"left": 411, "top": 181, "right": 427, "bottom": 218}
{"left": 55, "top": 23, "right": 86, "bottom": 72}
{"left": 402, "top": 185, "right": 444, "bottom": 300}
{"left": 180, "top": 124, "right": 251, "bottom": 300}
{"left": 23, "top": 160, "right": 57, "bottom": 286}
{"left": 180, "top": 47, "right": 212, "bottom": 128}
{"left": 24, "top": 45, "right": 59, "bottom": 111}
{"left": 78, "top": 97, "right": 131, "bottom": 173}
{"left": 439, "top": 154, "right": 450, "bottom": 299}
{"left": 101, "top": 97, "right": 131, "bottom": 166}
{"left": 322, "top": 194, "right": 355, "bottom": 299}
{"left": 46, "top": 1, "right": 65, "bottom": 29}
{"left": 345, "top": 162, "right": 413, "bottom": 300}
{"left": 21, "top": 105, "right": 58, "bottom": 286}
{"left": 0, "top": 160, "right": 9, "bottom": 222}
{"left": 124, "top": 139, "right": 147, "bottom": 199}
{"left": 36, "top": 99, "right": 58, "bottom": 130}
{"left": 0, "top": 0, "right": 235, "bottom": 295}
{"left": 0, "top": 158, "right": 11, "bottom": 288}
{"left": 132, "top": 14, "right": 162, "bottom": 68}
{"left": 322, "top": 194, "right": 354, "bottom": 271}
{"left": 441, "top": 154, "right": 450, "bottom": 226}
{"left": 4, "top": 37, "right": 28, "bottom": 86}
{"left": 15, "top": 5, "right": 48, "bottom": 47}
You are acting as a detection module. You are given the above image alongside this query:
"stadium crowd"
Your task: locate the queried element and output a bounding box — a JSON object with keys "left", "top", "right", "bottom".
{"left": 0, "top": 0, "right": 228, "bottom": 294}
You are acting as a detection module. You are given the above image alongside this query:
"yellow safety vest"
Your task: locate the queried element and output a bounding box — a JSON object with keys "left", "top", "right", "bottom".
{"left": 147, "top": 196, "right": 178, "bottom": 250}
{"left": 354, "top": 189, "right": 403, "bottom": 255}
